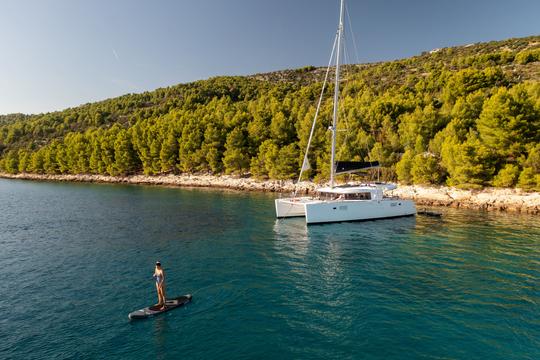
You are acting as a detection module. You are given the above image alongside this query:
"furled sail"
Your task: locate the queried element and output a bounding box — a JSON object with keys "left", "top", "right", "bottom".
{"left": 301, "top": 157, "right": 311, "bottom": 172}
{"left": 334, "top": 161, "right": 380, "bottom": 174}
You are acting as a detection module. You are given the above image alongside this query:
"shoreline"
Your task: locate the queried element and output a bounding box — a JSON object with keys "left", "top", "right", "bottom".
{"left": 1, "top": 172, "right": 539, "bottom": 214}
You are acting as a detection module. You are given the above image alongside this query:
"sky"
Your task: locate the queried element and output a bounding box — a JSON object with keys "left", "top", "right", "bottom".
{"left": 0, "top": 0, "right": 538, "bottom": 115}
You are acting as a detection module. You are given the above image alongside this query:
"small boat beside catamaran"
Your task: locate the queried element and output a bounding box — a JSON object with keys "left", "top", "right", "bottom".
{"left": 275, "top": 0, "right": 416, "bottom": 225}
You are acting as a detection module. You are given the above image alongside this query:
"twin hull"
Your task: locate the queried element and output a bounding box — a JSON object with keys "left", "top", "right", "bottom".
{"left": 275, "top": 198, "right": 416, "bottom": 224}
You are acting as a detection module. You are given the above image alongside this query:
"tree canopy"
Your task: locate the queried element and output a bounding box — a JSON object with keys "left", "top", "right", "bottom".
{"left": 1, "top": 36, "right": 539, "bottom": 190}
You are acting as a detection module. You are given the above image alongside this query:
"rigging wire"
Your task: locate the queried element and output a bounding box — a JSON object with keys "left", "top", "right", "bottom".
{"left": 295, "top": 32, "right": 339, "bottom": 192}
{"left": 345, "top": 2, "right": 361, "bottom": 66}
{"left": 337, "top": 14, "right": 354, "bottom": 162}
{"left": 344, "top": 2, "right": 373, "bottom": 181}
{"left": 296, "top": 1, "right": 369, "bottom": 189}
{"left": 339, "top": 36, "right": 352, "bottom": 155}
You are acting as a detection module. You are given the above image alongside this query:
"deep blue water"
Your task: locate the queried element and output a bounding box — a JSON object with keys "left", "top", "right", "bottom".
{"left": 0, "top": 178, "right": 538, "bottom": 359}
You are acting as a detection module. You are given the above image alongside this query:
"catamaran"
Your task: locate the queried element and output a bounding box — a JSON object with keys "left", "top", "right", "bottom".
{"left": 275, "top": 0, "right": 416, "bottom": 224}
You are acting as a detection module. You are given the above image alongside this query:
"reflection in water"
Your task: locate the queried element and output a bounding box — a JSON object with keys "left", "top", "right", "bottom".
{"left": 273, "top": 216, "right": 418, "bottom": 266}
{"left": 272, "top": 216, "right": 421, "bottom": 344}
{"left": 272, "top": 218, "right": 309, "bottom": 255}
{"left": 153, "top": 317, "right": 170, "bottom": 360}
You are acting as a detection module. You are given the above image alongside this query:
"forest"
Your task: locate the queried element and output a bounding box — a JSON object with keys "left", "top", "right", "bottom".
{"left": 0, "top": 35, "right": 539, "bottom": 190}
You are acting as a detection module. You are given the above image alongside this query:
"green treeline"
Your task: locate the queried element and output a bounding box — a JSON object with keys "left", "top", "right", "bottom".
{"left": 1, "top": 36, "right": 539, "bottom": 190}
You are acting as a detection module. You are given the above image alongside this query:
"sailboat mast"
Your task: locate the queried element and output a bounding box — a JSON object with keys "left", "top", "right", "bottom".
{"left": 330, "top": 0, "right": 345, "bottom": 188}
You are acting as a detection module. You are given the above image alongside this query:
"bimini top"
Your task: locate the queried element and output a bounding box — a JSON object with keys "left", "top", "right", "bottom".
{"left": 334, "top": 161, "right": 380, "bottom": 175}
{"left": 316, "top": 183, "right": 397, "bottom": 194}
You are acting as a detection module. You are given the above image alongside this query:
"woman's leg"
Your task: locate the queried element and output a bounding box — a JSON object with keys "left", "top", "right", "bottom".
{"left": 158, "top": 286, "right": 166, "bottom": 309}
{"left": 161, "top": 283, "right": 166, "bottom": 302}
{"left": 156, "top": 283, "right": 163, "bottom": 305}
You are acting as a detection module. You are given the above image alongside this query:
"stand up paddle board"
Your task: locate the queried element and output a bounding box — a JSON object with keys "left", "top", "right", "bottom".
{"left": 128, "top": 294, "right": 192, "bottom": 320}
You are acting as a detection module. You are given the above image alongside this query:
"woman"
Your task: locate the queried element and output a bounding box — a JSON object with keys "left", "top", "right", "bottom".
{"left": 153, "top": 261, "right": 167, "bottom": 310}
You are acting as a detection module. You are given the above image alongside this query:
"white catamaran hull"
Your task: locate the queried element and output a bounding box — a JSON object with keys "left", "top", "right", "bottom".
{"left": 275, "top": 198, "right": 310, "bottom": 218}
{"left": 304, "top": 199, "right": 416, "bottom": 224}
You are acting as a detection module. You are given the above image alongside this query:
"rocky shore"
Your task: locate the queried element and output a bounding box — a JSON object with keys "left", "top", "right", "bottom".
{"left": 389, "top": 185, "right": 540, "bottom": 214}
{"left": 1, "top": 172, "right": 539, "bottom": 214}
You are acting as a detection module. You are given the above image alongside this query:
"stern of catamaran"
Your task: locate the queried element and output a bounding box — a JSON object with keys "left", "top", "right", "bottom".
{"left": 275, "top": 197, "right": 310, "bottom": 218}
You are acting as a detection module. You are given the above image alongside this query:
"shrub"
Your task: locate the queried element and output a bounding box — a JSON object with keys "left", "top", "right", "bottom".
{"left": 492, "top": 164, "right": 520, "bottom": 187}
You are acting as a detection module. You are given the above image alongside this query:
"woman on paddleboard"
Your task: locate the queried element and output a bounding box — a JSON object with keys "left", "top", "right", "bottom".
{"left": 153, "top": 261, "right": 166, "bottom": 310}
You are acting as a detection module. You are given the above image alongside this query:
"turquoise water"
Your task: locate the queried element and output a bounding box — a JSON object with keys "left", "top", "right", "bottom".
{"left": 0, "top": 179, "right": 538, "bottom": 359}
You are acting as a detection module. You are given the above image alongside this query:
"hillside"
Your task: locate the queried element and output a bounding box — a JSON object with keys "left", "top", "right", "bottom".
{"left": 1, "top": 35, "right": 539, "bottom": 190}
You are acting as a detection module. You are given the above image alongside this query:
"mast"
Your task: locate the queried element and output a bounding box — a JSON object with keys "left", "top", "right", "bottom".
{"left": 330, "top": 0, "right": 345, "bottom": 188}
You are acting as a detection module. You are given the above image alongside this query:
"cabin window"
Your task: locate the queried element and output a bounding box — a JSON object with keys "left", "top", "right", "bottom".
{"left": 346, "top": 192, "right": 371, "bottom": 200}
{"left": 319, "top": 192, "right": 334, "bottom": 200}
{"left": 319, "top": 192, "right": 371, "bottom": 200}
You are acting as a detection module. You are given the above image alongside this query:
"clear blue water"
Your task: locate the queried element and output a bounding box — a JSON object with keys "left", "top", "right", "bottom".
{"left": 0, "top": 178, "right": 539, "bottom": 360}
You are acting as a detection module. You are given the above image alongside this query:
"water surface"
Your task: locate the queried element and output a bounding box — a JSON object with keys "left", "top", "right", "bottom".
{"left": 0, "top": 179, "right": 538, "bottom": 359}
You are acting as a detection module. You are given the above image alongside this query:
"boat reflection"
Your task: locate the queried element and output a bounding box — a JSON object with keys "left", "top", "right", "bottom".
{"left": 272, "top": 216, "right": 418, "bottom": 279}
{"left": 271, "top": 216, "right": 418, "bottom": 338}
{"left": 273, "top": 216, "right": 417, "bottom": 248}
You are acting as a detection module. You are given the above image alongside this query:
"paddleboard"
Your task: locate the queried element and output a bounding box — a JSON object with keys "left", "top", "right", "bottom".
{"left": 128, "top": 294, "right": 192, "bottom": 320}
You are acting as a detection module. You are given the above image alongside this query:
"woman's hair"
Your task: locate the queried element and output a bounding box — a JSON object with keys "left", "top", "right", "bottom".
{"left": 155, "top": 261, "right": 161, "bottom": 267}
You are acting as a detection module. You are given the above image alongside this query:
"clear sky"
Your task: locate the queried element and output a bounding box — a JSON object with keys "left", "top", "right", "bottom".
{"left": 1, "top": 0, "right": 538, "bottom": 115}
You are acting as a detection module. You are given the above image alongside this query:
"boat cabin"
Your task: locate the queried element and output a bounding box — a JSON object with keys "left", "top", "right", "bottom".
{"left": 316, "top": 185, "right": 383, "bottom": 201}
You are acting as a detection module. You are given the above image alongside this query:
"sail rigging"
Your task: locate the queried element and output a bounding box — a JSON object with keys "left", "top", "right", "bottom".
{"left": 296, "top": 33, "right": 338, "bottom": 186}
{"left": 297, "top": 0, "right": 361, "bottom": 188}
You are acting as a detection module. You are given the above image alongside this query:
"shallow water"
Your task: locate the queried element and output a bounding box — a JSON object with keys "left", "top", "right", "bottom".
{"left": 0, "top": 179, "right": 538, "bottom": 359}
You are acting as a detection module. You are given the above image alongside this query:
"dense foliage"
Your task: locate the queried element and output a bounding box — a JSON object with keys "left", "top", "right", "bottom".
{"left": 1, "top": 36, "right": 539, "bottom": 190}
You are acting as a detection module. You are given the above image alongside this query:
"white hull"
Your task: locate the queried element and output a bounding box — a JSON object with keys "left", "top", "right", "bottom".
{"left": 275, "top": 197, "right": 310, "bottom": 218}
{"left": 304, "top": 199, "right": 416, "bottom": 224}
{"left": 276, "top": 196, "right": 416, "bottom": 224}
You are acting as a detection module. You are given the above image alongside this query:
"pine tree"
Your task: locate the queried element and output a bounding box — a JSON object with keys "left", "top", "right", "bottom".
{"left": 160, "top": 131, "right": 179, "bottom": 173}
{"left": 201, "top": 124, "right": 225, "bottom": 174}
{"left": 492, "top": 164, "right": 520, "bottom": 187}
{"left": 18, "top": 149, "right": 30, "bottom": 173}
{"left": 396, "top": 149, "right": 414, "bottom": 184}
{"left": 272, "top": 144, "right": 299, "bottom": 179}
{"left": 2, "top": 150, "right": 19, "bottom": 174}
{"left": 411, "top": 153, "right": 443, "bottom": 184}
{"left": 223, "top": 127, "right": 249, "bottom": 174}
{"left": 441, "top": 133, "right": 495, "bottom": 188}
{"left": 30, "top": 149, "right": 45, "bottom": 174}
{"left": 477, "top": 84, "right": 539, "bottom": 163}
{"left": 114, "top": 129, "right": 137, "bottom": 175}
{"left": 250, "top": 140, "right": 279, "bottom": 179}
